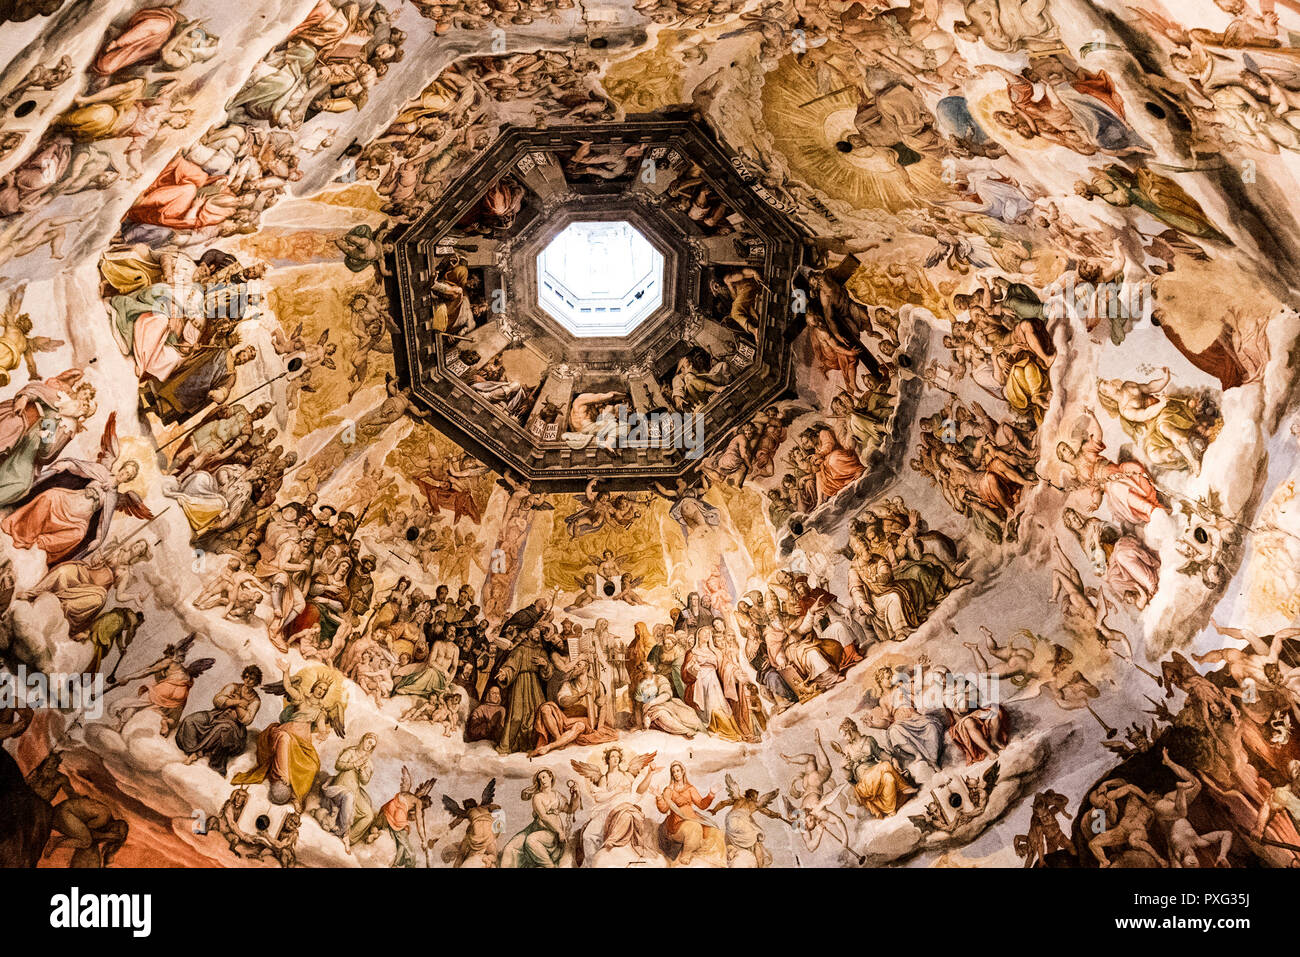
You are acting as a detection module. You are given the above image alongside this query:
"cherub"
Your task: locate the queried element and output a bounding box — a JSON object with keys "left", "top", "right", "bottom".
{"left": 781, "top": 730, "right": 853, "bottom": 856}
{"left": 355, "top": 647, "right": 396, "bottom": 704}
{"left": 564, "top": 478, "right": 615, "bottom": 538}
{"left": 400, "top": 691, "right": 461, "bottom": 735}
{"left": 346, "top": 291, "right": 394, "bottom": 397}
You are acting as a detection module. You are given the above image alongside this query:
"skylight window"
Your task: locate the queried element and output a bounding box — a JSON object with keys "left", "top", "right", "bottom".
{"left": 536, "top": 221, "right": 663, "bottom": 337}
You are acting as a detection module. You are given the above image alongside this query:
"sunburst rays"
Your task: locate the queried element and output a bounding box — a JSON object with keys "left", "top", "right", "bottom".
{"left": 759, "top": 53, "right": 948, "bottom": 212}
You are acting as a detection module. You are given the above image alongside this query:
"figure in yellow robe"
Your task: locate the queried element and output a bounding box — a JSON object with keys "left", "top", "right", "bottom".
{"left": 839, "top": 718, "right": 917, "bottom": 818}
{"left": 233, "top": 669, "right": 340, "bottom": 809}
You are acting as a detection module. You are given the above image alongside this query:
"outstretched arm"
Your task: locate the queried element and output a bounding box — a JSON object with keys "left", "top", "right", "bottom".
{"left": 280, "top": 661, "right": 304, "bottom": 705}
{"left": 108, "top": 659, "right": 169, "bottom": 686}
{"left": 1140, "top": 367, "right": 1171, "bottom": 394}
{"left": 1267, "top": 627, "right": 1300, "bottom": 661}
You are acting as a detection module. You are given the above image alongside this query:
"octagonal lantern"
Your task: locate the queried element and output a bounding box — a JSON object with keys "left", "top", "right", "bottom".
{"left": 383, "top": 116, "right": 807, "bottom": 490}
{"left": 537, "top": 221, "right": 664, "bottom": 337}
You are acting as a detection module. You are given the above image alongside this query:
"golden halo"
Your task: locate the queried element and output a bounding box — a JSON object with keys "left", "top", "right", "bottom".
{"left": 760, "top": 52, "right": 947, "bottom": 212}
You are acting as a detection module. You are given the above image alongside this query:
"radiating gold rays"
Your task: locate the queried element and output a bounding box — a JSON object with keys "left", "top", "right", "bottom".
{"left": 602, "top": 31, "right": 688, "bottom": 114}
{"left": 542, "top": 494, "right": 671, "bottom": 592}
{"left": 759, "top": 53, "right": 947, "bottom": 212}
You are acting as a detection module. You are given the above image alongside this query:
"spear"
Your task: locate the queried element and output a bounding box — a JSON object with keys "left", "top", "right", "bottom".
{"left": 158, "top": 370, "right": 290, "bottom": 452}
{"left": 1262, "top": 836, "right": 1300, "bottom": 855}
{"left": 105, "top": 506, "right": 172, "bottom": 549}
{"left": 798, "top": 86, "right": 854, "bottom": 109}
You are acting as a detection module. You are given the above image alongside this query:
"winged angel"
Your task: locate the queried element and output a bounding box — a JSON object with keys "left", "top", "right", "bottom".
{"left": 2, "top": 411, "right": 152, "bottom": 564}
{"left": 568, "top": 747, "right": 660, "bottom": 866}
{"left": 382, "top": 765, "right": 437, "bottom": 868}
{"left": 0, "top": 285, "right": 63, "bottom": 386}
{"left": 564, "top": 478, "right": 650, "bottom": 538}
{"left": 231, "top": 661, "right": 346, "bottom": 811}
{"left": 442, "top": 778, "right": 500, "bottom": 868}
{"left": 715, "top": 773, "right": 787, "bottom": 868}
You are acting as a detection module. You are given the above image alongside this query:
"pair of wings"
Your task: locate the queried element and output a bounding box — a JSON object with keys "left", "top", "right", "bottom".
{"left": 0, "top": 286, "right": 58, "bottom": 349}
{"left": 94, "top": 413, "right": 150, "bottom": 522}
{"left": 441, "top": 777, "right": 497, "bottom": 824}
{"left": 287, "top": 323, "right": 331, "bottom": 348}
{"left": 271, "top": 322, "right": 324, "bottom": 354}
{"left": 400, "top": 765, "right": 438, "bottom": 799}
{"left": 723, "top": 773, "right": 778, "bottom": 808}
{"left": 782, "top": 782, "right": 847, "bottom": 818}
{"left": 118, "top": 491, "right": 154, "bottom": 522}
{"left": 758, "top": 405, "right": 811, "bottom": 428}
{"left": 186, "top": 658, "right": 216, "bottom": 679}
{"left": 570, "top": 750, "right": 656, "bottom": 785}
{"left": 260, "top": 679, "right": 346, "bottom": 738}
{"left": 167, "top": 634, "right": 213, "bottom": 679}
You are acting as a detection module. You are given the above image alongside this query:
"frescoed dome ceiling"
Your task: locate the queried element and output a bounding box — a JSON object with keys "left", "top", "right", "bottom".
{"left": 0, "top": 0, "right": 1299, "bottom": 875}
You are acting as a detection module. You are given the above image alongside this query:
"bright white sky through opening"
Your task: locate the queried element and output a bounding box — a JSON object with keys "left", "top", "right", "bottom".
{"left": 537, "top": 220, "right": 664, "bottom": 337}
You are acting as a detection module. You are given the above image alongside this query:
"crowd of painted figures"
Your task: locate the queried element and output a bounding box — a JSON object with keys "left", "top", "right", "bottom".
{"left": 2, "top": 0, "right": 1300, "bottom": 869}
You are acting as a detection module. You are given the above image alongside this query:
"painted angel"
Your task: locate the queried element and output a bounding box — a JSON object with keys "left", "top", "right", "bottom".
{"left": 569, "top": 747, "right": 661, "bottom": 866}
{"left": 1055, "top": 409, "right": 1163, "bottom": 526}
{"left": 232, "top": 661, "right": 347, "bottom": 811}
{"left": 0, "top": 285, "right": 63, "bottom": 387}
{"left": 442, "top": 778, "right": 500, "bottom": 868}
{"left": 380, "top": 766, "right": 437, "bottom": 867}
{"left": 570, "top": 747, "right": 658, "bottom": 800}
{"left": 108, "top": 633, "right": 214, "bottom": 736}
{"left": 1, "top": 412, "right": 152, "bottom": 565}
{"left": 653, "top": 477, "right": 721, "bottom": 539}
{"left": 564, "top": 478, "right": 615, "bottom": 537}
{"left": 715, "top": 774, "right": 785, "bottom": 868}
{"left": 781, "top": 731, "right": 853, "bottom": 856}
